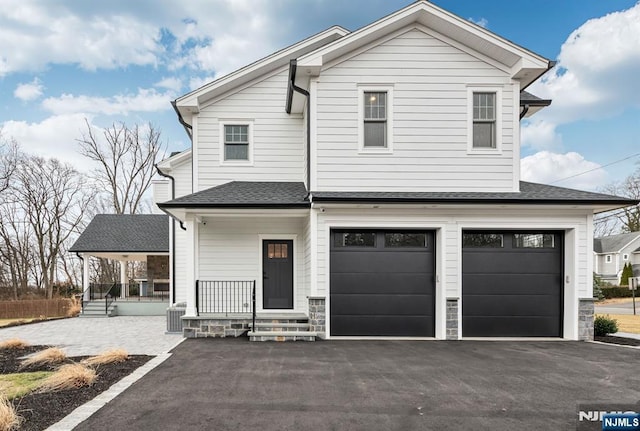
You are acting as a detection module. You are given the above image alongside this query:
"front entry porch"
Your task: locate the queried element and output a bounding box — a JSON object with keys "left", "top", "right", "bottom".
{"left": 184, "top": 280, "right": 321, "bottom": 341}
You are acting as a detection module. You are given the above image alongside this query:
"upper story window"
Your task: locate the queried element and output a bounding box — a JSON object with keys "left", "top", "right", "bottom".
{"left": 605, "top": 255, "right": 612, "bottom": 263}
{"left": 467, "top": 86, "right": 502, "bottom": 153}
{"left": 623, "top": 253, "right": 629, "bottom": 261}
{"left": 473, "top": 93, "right": 496, "bottom": 148}
{"left": 364, "top": 92, "right": 387, "bottom": 147}
{"left": 219, "top": 121, "right": 253, "bottom": 165}
{"left": 358, "top": 85, "right": 393, "bottom": 153}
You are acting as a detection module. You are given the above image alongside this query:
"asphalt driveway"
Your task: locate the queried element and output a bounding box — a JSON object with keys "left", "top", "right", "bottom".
{"left": 76, "top": 339, "right": 640, "bottom": 430}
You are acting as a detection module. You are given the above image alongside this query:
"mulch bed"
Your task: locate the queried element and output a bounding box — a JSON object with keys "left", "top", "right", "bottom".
{"left": 594, "top": 335, "right": 640, "bottom": 347}
{"left": 0, "top": 346, "right": 152, "bottom": 431}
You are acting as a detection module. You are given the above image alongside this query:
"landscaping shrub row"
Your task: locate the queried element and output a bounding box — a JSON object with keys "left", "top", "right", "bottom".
{"left": 600, "top": 286, "right": 639, "bottom": 299}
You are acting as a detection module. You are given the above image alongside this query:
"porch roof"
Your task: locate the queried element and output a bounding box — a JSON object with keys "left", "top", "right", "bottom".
{"left": 159, "top": 181, "right": 310, "bottom": 209}
{"left": 311, "top": 181, "right": 638, "bottom": 213}
{"left": 70, "top": 214, "right": 169, "bottom": 254}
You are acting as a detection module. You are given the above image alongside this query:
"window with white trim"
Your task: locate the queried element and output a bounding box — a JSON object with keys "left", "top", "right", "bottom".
{"left": 358, "top": 86, "right": 393, "bottom": 152}
{"left": 219, "top": 121, "right": 253, "bottom": 164}
{"left": 623, "top": 253, "right": 629, "bottom": 261}
{"left": 467, "top": 87, "right": 501, "bottom": 152}
{"left": 606, "top": 255, "right": 612, "bottom": 263}
{"left": 473, "top": 93, "right": 496, "bottom": 148}
{"left": 364, "top": 92, "right": 387, "bottom": 148}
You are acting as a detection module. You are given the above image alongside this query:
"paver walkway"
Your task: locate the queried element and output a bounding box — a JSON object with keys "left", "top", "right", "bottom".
{"left": 0, "top": 316, "right": 182, "bottom": 356}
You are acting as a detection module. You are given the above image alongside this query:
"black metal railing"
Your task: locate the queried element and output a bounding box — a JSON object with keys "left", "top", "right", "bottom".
{"left": 87, "top": 282, "right": 169, "bottom": 302}
{"left": 196, "top": 280, "right": 256, "bottom": 317}
{"left": 104, "top": 283, "right": 118, "bottom": 314}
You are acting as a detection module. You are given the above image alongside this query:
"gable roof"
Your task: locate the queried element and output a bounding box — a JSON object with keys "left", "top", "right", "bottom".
{"left": 594, "top": 232, "right": 640, "bottom": 254}
{"left": 295, "top": 1, "right": 550, "bottom": 87}
{"left": 70, "top": 214, "right": 169, "bottom": 253}
{"left": 311, "top": 181, "right": 637, "bottom": 211}
{"left": 159, "top": 181, "right": 310, "bottom": 209}
{"left": 173, "top": 25, "right": 348, "bottom": 125}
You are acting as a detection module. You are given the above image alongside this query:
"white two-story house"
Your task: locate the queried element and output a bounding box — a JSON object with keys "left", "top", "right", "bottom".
{"left": 154, "top": 1, "right": 636, "bottom": 341}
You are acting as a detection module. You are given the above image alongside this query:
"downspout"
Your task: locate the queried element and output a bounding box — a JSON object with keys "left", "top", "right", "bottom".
{"left": 286, "top": 59, "right": 311, "bottom": 191}
{"left": 155, "top": 164, "right": 184, "bottom": 306}
{"left": 519, "top": 104, "right": 530, "bottom": 120}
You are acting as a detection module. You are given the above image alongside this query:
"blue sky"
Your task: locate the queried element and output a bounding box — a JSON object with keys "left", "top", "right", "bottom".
{"left": 1, "top": 0, "right": 639, "bottom": 191}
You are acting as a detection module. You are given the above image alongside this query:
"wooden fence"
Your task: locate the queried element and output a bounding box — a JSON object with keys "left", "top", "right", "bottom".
{"left": 0, "top": 299, "right": 74, "bottom": 319}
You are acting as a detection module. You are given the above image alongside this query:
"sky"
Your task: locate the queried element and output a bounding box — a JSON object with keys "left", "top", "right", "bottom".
{"left": 1, "top": 0, "right": 639, "bottom": 192}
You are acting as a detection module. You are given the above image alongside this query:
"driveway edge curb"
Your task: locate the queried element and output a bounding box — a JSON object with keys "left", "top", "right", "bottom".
{"left": 45, "top": 340, "right": 182, "bottom": 431}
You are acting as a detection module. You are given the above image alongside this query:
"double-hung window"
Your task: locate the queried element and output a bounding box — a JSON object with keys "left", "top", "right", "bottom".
{"left": 358, "top": 86, "right": 393, "bottom": 152}
{"left": 220, "top": 121, "right": 253, "bottom": 164}
{"left": 467, "top": 87, "right": 501, "bottom": 152}
{"left": 364, "top": 92, "right": 387, "bottom": 148}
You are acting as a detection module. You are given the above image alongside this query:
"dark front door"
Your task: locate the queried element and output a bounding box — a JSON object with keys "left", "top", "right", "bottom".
{"left": 262, "top": 240, "right": 294, "bottom": 309}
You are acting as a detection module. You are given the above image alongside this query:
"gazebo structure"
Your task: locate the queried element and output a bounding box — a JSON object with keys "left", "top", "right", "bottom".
{"left": 70, "top": 214, "right": 170, "bottom": 316}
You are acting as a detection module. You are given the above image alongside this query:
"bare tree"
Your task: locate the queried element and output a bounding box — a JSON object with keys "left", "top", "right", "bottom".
{"left": 12, "top": 156, "right": 95, "bottom": 298}
{"left": 596, "top": 167, "right": 640, "bottom": 235}
{"left": 77, "top": 120, "right": 165, "bottom": 214}
{"left": 0, "top": 131, "right": 18, "bottom": 194}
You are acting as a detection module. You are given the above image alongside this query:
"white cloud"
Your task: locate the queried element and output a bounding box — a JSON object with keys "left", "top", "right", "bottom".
{"left": 14, "top": 78, "right": 44, "bottom": 101}
{"left": 188, "top": 75, "right": 215, "bottom": 91}
{"left": 468, "top": 17, "right": 488, "bottom": 28}
{"left": 528, "top": 3, "right": 640, "bottom": 125}
{"left": 41, "top": 88, "right": 175, "bottom": 116}
{"left": 0, "top": 1, "right": 287, "bottom": 79}
{"left": 520, "top": 120, "right": 562, "bottom": 151}
{"left": 1, "top": 114, "right": 97, "bottom": 169}
{"left": 0, "top": 3, "right": 162, "bottom": 76}
{"left": 521, "top": 151, "right": 608, "bottom": 191}
{"left": 154, "top": 77, "right": 183, "bottom": 92}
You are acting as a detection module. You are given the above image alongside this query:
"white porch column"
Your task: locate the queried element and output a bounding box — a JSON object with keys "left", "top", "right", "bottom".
{"left": 184, "top": 215, "right": 198, "bottom": 316}
{"left": 120, "top": 260, "right": 127, "bottom": 299}
{"left": 82, "top": 254, "right": 90, "bottom": 302}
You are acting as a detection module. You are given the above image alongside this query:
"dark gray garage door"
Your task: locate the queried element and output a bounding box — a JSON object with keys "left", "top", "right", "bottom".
{"left": 330, "top": 230, "right": 435, "bottom": 337}
{"left": 462, "top": 231, "right": 563, "bottom": 337}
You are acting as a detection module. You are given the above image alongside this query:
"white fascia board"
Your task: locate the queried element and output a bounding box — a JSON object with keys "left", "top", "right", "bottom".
{"left": 174, "top": 26, "right": 348, "bottom": 109}
{"left": 156, "top": 149, "right": 192, "bottom": 171}
{"left": 297, "top": 1, "right": 549, "bottom": 74}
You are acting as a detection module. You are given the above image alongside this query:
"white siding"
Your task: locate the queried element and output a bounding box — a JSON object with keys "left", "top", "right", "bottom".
{"left": 196, "top": 69, "right": 305, "bottom": 191}
{"left": 315, "top": 27, "right": 516, "bottom": 192}
{"left": 197, "top": 217, "right": 307, "bottom": 312}
{"left": 151, "top": 180, "right": 170, "bottom": 214}
{"left": 171, "top": 158, "right": 192, "bottom": 304}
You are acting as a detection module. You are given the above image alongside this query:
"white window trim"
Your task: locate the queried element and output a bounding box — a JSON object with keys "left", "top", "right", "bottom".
{"left": 219, "top": 120, "right": 254, "bottom": 166}
{"left": 606, "top": 255, "right": 612, "bottom": 263}
{"left": 623, "top": 253, "right": 629, "bottom": 261}
{"left": 467, "top": 86, "right": 502, "bottom": 154}
{"left": 358, "top": 85, "right": 394, "bottom": 154}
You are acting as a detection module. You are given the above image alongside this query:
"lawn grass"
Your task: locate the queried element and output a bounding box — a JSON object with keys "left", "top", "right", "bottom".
{"left": 596, "top": 314, "right": 640, "bottom": 334}
{"left": 0, "top": 372, "right": 53, "bottom": 399}
{"left": 0, "top": 319, "right": 37, "bottom": 328}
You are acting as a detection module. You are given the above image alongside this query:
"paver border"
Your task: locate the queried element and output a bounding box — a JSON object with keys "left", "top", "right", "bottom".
{"left": 45, "top": 338, "right": 184, "bottom": 431}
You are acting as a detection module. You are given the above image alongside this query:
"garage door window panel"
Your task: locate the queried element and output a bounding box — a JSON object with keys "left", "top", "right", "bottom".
{"left": 463, "top": 233, "right": 503, "bottom": 248}
{"left": 384, "top": 232, "right": 428, "bottom": 248}
{"left": 334, "top": 232, "right": 376, "bottom": 248}
{"left": 513, "top": 233, "right": 555, "bottom": 248}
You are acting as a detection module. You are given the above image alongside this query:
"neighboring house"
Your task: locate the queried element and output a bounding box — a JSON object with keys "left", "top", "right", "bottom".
{"left": 593, "top": 232, "right": 640, "bottom": 285}
{"left": 79, "top": 1, "right": 637, "bottom": 340}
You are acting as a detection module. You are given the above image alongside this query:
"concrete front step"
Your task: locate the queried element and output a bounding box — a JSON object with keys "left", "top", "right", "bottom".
{"left": 80, "top": 302, "right": 117, "bottom": 317}
{"left": 248, "top": 330, "right": 316, "bottom": 342}
{"left": 250, "top": 322, "right": 310, "bottom": 332}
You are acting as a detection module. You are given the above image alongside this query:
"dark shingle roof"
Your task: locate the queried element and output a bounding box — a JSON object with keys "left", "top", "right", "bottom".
{"left": 594, "top": 232, "right": 640, "bottom": 254}
{"left": 159, "top": 181, "right": 310, "bottom": 208}
{"left": 70, "top": 214, "right": 169, "bottom": 253}
{"left": 311, "top": 181, "right": 638, "bottom": 206}
{"left": 520, "top": 91, "right": 552, "bottom": 106}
